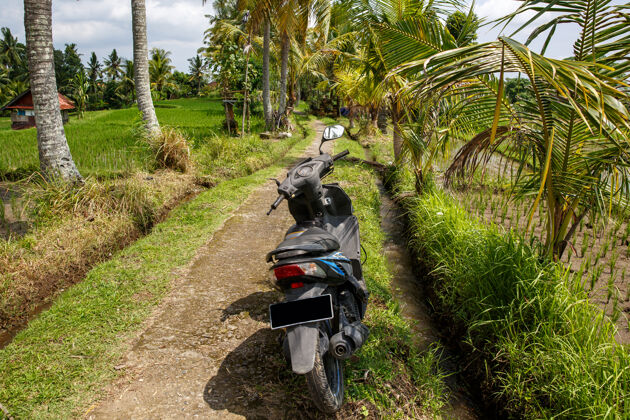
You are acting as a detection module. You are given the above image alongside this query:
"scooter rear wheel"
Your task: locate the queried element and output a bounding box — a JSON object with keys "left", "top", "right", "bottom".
{"left": 305, "top": 322, "right": 344, "bottom": 413}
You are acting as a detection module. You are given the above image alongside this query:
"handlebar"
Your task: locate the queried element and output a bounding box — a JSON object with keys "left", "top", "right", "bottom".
{"left": 333, "top": 149, "right": 350, "bottom": 161}
{"left": 267, "top": 195, "right": 285, "bottom": 215}
{"left": 267, "top": 150, "right": 349, "bottom": 215}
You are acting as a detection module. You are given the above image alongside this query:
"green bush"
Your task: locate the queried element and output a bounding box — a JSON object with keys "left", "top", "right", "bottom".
{"left": 392, "top": 168, "right": 630, "bottom": 419}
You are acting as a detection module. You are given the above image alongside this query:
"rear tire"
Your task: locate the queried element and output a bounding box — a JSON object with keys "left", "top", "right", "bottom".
{"left": 305, "top": 323, "right": 344, "bottom": 413}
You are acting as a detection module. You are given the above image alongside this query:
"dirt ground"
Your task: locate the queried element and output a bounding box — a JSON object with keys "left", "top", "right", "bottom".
{"left": 87, "top": 124, "right": 345, "bottom": 419}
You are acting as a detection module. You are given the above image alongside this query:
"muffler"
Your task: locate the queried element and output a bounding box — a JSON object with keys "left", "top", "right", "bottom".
{"left": 329, "top": 322, "right": 369, "bottom": 360}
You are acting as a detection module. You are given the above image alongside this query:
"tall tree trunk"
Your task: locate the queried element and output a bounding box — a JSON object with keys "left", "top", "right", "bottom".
{"left": 277, "top": 32, "right": 289, "bottom": 117}
{"left": 241, "top": 37, "right": 251, "bottom": 139}
{"left": 131, "top": 0, "right": 160, "bottom": 136}
{"left": 24, "top": 0, "right": 82, "bottom": 182}
{"left": 392, "top": 99, "right": 404, "bottom": 160}
{"left": 262, "top": 20, "right": 272, "bottom": 130}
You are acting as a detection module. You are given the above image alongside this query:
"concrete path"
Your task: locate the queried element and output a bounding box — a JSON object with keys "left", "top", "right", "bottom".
{"left": 89, "top": 123, "right": 333, "bottom": 420}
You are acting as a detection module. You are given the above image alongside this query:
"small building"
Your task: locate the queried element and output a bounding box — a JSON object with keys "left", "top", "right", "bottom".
{"left": 1, "top": 89, "right": 75, "bottom": 130}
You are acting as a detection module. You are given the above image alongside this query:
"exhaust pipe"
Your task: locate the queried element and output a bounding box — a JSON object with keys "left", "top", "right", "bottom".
{"left": 329, "top": 322, "right": 369, "bottom": 360}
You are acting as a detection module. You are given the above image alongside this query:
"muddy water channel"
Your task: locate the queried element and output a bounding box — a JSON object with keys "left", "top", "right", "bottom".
{"left": 377, "top": 181, "right": 480, "bottom": 419}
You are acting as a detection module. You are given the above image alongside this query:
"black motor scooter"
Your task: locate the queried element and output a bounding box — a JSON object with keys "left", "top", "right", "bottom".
{"left": 266, "top": 125, "right": 370, "bottom": 413}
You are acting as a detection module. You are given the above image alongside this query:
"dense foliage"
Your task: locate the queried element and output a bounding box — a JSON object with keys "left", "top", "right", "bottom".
{"left": 0, "top": 28, "right": 209, "bottom": 113}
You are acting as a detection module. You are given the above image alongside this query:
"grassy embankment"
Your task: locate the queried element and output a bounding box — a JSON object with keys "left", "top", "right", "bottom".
{"left": 0, "top": 118, "right": 314, "bottom": 420}
{"left": 0, "top": 122, "right": 450, "bottom": 419}
{"left": 387, "top": 165, "right": 630, "bottom": 419}
{"left": 0, "top": 97, "right": 304, "bottom": 339}
{"left": 331, "top": 137, "right": 447, "bottom": 418}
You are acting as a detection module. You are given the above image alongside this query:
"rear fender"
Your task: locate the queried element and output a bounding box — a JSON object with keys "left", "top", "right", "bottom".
{"left": 285, "top": 283, "right": 327, "bottom": 374}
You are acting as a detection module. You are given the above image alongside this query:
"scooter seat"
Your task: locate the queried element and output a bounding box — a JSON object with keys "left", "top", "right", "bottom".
{"left": 267, "top": 227, "right": 340, "bottom": 262}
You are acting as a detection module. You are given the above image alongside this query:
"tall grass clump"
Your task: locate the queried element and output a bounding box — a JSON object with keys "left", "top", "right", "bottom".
{"left": 147, "top": 127, "right": 192, "bottom": 173}
{"left": 390, "top": 169, "right": 630, "bottom": 419}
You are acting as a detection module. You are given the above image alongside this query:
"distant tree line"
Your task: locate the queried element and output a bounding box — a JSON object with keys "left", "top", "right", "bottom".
{"left": 0, "top": 27, "right": 209, "bottom": 115}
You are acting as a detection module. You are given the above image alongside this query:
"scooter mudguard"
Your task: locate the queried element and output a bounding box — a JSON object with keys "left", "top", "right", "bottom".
{"left": 287, "top": 323, "right": 319, "bottom": 374}
{"left": 284, "top": 283, "right": 327, "bottom": 374}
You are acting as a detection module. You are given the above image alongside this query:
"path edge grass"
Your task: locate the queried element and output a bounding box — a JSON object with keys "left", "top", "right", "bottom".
{"left": 333, "top": 138, "right": 447, "bottom": 418}
{"left": 0, "top": 131, "right": 314, "bottom": 420}
{"left": 387, "top": 167, "right": 630, "bottom": 419}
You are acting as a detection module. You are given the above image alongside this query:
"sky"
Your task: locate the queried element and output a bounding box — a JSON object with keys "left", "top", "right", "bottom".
{"left": 0, "top": 0, "right": 214, "bottom": 71}
{"left": 0, "top": 0, "right": 621, "bottom": 72}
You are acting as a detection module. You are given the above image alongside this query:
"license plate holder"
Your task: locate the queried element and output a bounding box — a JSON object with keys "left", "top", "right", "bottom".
{"left": 269, "top": 294, "right": 334, "bottom": 330}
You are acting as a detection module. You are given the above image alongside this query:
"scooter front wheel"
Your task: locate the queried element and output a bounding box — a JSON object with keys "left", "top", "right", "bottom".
{"left": 305, "top": 322, "right": 344, "bottom": 413}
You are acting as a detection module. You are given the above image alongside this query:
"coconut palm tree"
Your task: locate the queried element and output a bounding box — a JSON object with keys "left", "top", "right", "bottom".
{"left": 262, "top": 19, "right": 273, "bottom": 129}
{"left": 0, "top": 27, "right": 23, "bottom": 70}
{"left": 104, "top": 49, "right": 123, "bottom": 82}
{"left": 0, "top": 67, "right": 11, "bottom": 105}
{"left": 149, "top": 48, "right": 175, "bottom": 99}
{"left": 274, "top": 0, "right": 307, "bottom": 125}
{"left": 132, "top": 0, "right": 160, "bottom": 135}
{"left": 188, "top": 54, "right": 206, "bottom": 95}
{"left": 385, "top": 6, "right": 630, "bottom": 260}
{"left": 87, "top": 52, "right": 101, "bottom": 93}
{"left": 71, "top": 71, "right": 89, "bottom": 118}
{"left": 344, "top": 0, "right": 463, "bottom": 159}
{"left": 23, "top": 0, "right": 82, "bottom": 182}
{"left": 119, "top": 59, "right": 135, "bottom": 104}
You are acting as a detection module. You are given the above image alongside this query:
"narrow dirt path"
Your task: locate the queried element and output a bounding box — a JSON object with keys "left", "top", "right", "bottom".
{"left": 88, "top": 123, "right": 331, "bottom": 420}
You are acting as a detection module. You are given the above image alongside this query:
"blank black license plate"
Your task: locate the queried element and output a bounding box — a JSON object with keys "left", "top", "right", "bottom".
{"left": 269, "top": 295, "right": 334, "bottom": 330}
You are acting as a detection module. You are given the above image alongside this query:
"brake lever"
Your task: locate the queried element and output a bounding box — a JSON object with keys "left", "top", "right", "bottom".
{"left": 268, "top": 178, "right": 281, "bottom": 187}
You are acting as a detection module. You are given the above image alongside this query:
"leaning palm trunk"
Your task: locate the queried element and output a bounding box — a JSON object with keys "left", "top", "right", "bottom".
{"left": 24, "top": 0, "right": 82, "bottom": 182}
{"left": 241, "top": 36, "right": 251, "bottom": 138}
{"left": 391, "top": 99, "right": 404, "bottom": 160}
{"left": 131, "top": 0, "right": 159, "bottom": 136}
{"left": 277, "top": 32, "right": 290, "bottom": 121}
{"left": 262, "top": 20, "right": 272, "bottom": 130}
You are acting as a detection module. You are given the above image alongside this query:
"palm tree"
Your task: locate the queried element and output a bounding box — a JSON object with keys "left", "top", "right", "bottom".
{"left": 119, "top": 59, "right": 135, "bottom": 104}
{"left": 71, "top": 71, "right": 89, "bottom": 118}
{"left": 149, "top": 48, "right": 175, "bottom": 99}
{"left": 0, "top": 27, "right": 23, "bottom": 69}
{"left": 187, "top": 54, "right": 206, "bottom": 95}
{"left": 274, "top": 0, "right": 309, "bottom": 125}
{"left": 385, "top": 6, "right": 630, "bottom": 260}
{"left": 132, "top": 0, "right": 160, "bottom": 135}
{"left": 344, "top": 0, "right": 453, "bottom": 158}
{"left": 87, "top": 52, "right": 101, "bottom": 93}
{"left": 0, "top": 67, "right": 11, "bottom": 105}
{"left": 104, "top": 49, "right": 123, "bottom": 82}
{"left": 232, "top": 0, "right": 275, "bottom": 130}
{"left": 262, "top": 19, "right": 272, "bottom": 129}
{"left": 23, "top": 0, "right": 82, "bottom": 181}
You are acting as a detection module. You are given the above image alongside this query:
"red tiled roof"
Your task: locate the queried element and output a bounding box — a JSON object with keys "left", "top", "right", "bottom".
{"left": 2, "top": 90, "right": 75, "bottom": 111}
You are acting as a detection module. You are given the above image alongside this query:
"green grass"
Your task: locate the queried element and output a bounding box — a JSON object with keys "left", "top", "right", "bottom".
{"left": 0, "top": 97, "right": 266, "bottom": 180}
{"left": 390, "top": 168, "right": 630, "bottom": 419}
{"left": 0, "top": 129, "right": 313, "bottom": 420}
{"left": 331, "top": 138, "right": 447, "bottom": 418}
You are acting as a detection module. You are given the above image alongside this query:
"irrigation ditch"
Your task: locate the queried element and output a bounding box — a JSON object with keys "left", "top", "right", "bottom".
{"left": 376, "top": 178, "right": 483, "bottom": 419}
{"left": 0, "top": 178, "right": 205, "bottom": 350}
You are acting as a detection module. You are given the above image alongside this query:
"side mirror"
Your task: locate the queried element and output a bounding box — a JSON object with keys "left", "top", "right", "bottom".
{"left": 320, "top": 124, "right": 345, "bottom": 153}
{"left": 323, "top": 124, "right": 345, "bottom": 141}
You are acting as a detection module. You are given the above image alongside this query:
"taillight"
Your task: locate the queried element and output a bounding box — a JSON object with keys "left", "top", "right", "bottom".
{"left": 273, "top": 262, "right": 326, "bottom": 281}
{"left": 274, "top": 264, "right": 305, "bottom": 280}
{"left": 290, "top": 281, "right": 304, "bottom": 289}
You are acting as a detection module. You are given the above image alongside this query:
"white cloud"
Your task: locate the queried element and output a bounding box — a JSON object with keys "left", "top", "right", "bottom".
{"left": 0, "top": 0, "right": 212, "bottom": 70}
{"left": 476, "top": 0, "right": 521, "bottom": 22}
{"left": 471, "top": 0, "right": 578, "bottom": 58}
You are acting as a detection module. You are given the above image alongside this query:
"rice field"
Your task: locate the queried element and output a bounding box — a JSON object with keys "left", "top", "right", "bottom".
{"left": 0, "top": 97, "right": 263, "bottom": 180}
